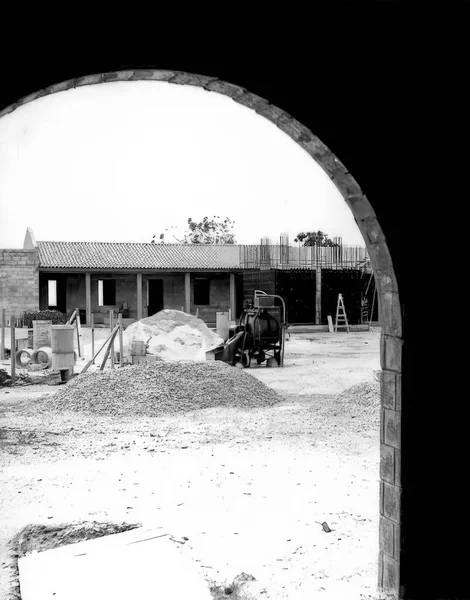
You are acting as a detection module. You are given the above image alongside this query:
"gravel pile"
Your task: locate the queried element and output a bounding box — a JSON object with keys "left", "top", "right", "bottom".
{"left": 336, "top": 380, "right": 380, "bottom": 410}
{"left": 35, "top": 361, "right": 281, "bottom": 417}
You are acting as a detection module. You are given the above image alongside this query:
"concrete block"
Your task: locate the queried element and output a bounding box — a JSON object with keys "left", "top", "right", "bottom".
{"left": 331, "top": 169, "right": 363, "bottom": 200}
{"left": 275, "top": 115, "right": 310, "bottom": 141}
{"left": 380, "top": 407, "right": 385, "bottom": 443}
{"left": 383, "top": 482, "right": 401, "bottom": 522}
{"left": 365, "top": 240, "right": 394, "bottom": 275}
{"left": 381, "top": 335, "right": 402, "bottom": 373}
{"left": 254, "top": 102, "right": 285, "bottom": 122}
{"left": 394, "top": 448, "right": 401, "bottom": 485}
{"left": 379, "top": 291, "right": 402, "bottom": 338}
{"left": 385, "top": 409, "right": 401, "bottom": 449}
{"left": 206, "top": 79, "right": 245, "bottom": 99}
{"left": 381, "top": 370, "right": 396, "bottom": 409}
{"left": 380, "top": 443, "right": 395, "bottom": 484}
{"left": 236, "top": 91, "right": 271, "bottom": 112}
{"left": 395, "top": 373, "right": 402, "bottom": 411}
{"left": 343, "top": 192, "right": 377, "bottom": 221}
{"left": 380, "top": 515, "right": 395, "bottom": 556}
{"left": 383, "top": 554, "right": 399, "bottom": 594}
{"left": 393, "top": 522, "right": 400, "bottom": 560}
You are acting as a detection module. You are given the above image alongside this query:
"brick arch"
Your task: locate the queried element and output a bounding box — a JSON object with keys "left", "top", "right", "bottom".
{"left": 0, "top": 69, "right": 403, "bottom": 597}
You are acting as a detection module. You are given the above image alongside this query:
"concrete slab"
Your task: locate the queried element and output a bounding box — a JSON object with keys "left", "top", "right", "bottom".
{"left": 18, "top": 527, "right": 213, "bottom": 600}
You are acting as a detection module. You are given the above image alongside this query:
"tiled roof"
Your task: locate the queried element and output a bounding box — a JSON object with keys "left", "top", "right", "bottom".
{"left": 37, "top": 241, "right": 242, "bottom": 270}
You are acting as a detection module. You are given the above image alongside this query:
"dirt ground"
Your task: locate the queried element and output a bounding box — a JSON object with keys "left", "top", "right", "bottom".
{"left": 0, "top": 330, "right": 383, "bottom": 599}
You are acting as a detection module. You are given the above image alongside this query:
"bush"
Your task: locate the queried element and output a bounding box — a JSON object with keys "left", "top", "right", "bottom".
{"left": 22, "top": 310, "right": 71, "bottom": 328}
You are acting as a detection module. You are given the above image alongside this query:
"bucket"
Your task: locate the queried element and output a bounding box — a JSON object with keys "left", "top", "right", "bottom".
{"left": 51, "top": 325, "right": 74, "bottom": 353}
{"left": 131, "top": 340, "right": 147, "bottom": 356}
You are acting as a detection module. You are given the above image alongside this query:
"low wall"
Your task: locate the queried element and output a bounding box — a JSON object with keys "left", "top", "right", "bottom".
{"left": 0, "top": 249, "right": 40, "bottom": 318}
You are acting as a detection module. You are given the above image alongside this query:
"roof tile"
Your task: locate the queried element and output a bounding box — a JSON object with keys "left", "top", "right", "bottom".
{"left": 37, "top": 242, "right": 241, "bottom": 270}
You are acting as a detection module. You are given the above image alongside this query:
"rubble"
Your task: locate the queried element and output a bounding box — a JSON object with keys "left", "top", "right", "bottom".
{"left": 35, "top": 361, "right": 282, "bottom": 417}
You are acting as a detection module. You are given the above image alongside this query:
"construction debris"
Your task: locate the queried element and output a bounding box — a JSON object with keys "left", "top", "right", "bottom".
{"left": 35, "top": 361, "right": 282, "bottom": 417}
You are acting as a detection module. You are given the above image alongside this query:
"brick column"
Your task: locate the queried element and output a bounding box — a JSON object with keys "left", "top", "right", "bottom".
{"left": 184, "top": 273, "right": 191, "bottom": 314}
{"left": 136, "top": 273, "right": 143, "bottom": 321}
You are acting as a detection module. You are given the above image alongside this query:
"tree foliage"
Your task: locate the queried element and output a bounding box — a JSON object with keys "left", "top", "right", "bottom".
{"left": 153, "top": 216, "right": 236, "bottom": 244}
{"left": 294, "top": 230, "right": 339, "bottom": 247}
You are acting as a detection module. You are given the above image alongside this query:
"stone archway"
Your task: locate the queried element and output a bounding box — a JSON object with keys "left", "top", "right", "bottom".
{"left": 0, "top": 69, "right": 403, "bottom": 598}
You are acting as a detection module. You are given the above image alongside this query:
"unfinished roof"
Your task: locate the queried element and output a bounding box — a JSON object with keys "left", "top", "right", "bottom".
{"left": 37, "top": 241, "right": 242, "bottom": 270}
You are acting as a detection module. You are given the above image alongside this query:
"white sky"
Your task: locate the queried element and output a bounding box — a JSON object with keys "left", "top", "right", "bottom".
{"left": 0, "top": 80, "right": 365, "bottom": 248}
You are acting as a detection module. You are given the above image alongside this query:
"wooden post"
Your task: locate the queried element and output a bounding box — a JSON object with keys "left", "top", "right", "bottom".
{"left": 0, "top": 308, "right": 5, "bottom": 360}
{"left": 118, "top": 313, "right": 123, "bottom": 368}
{"left": 100, "top": 327, "right": 119, "bottom": 371}
{"left": 136, "top": 273, "right": 143, "bottom": 321}
{"left": 315, "top": 266, "right": 322, "bottom": 325}
{"left": 91, "top": 312, "right": 95, "bottom": 364}
{"left": 10, "top": 317, "right": 15, "bottom": 383}
{"left": 109, "top": 310, "right": 114, "bottom": 368}
{"left": 85, "top": 272, "right": 92, "bottom": 327}
{"left": 75, "top": 307, "right": 81, "bottom": 358}
{"left": 184, "top": 272, "right": 191, "bottom": 313}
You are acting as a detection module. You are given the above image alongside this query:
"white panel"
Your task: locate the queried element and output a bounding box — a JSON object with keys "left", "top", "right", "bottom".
{"left": 98, "top": 280, "right": 104, "bottom": 306}
{"left": 48, "top": 280, "right": 57, "bottom": 307}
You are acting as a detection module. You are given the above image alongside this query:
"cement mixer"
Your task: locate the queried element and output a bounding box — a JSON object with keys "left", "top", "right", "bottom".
{"left": 214, "top": 291, "right": 287, "bottom": 367}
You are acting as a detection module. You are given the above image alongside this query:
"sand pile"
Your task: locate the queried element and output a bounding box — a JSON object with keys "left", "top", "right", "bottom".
{"left": 120, "top": 310, "right": 223, "bottom": 362}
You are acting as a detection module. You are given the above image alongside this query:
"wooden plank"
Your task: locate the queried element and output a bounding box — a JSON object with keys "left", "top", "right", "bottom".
{"left": 100, "top": 327, "right": 119, "bottom": 371}
{"left": 327, "top": 315, "right": 334, "bottom": 333}
{"left": 75, "top": 309, "right": 81, "bottom": 358}
{"left": 91, "top": 313, "right": 95, "bottom": 364}
{"left": 109, "top": 310, "right": 115, "bottom": 369}
{"left": 118, "top": 313, "right": 123, "bottom": 368}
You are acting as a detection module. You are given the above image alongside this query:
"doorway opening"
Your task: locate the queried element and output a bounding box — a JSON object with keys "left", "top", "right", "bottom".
{"left": 0, "top": 70, "right": 402, "bottom": 600}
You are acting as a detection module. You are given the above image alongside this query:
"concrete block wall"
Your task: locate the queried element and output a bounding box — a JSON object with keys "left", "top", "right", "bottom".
{"left": 91, "top": 274, "right": 139, "bottom": 319}
{"left": 142, "top": 274, "right": 185, "bottom": 316}
{"left": 0, "top": 249, "right": 40, "bottom": 318}
{"left": 191, "top": 274, "right": 230, "bottom": 323}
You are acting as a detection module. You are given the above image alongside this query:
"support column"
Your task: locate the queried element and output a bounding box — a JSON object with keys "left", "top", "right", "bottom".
{"left": 85, "top": 272, "right": 91, "bottom": 327}
{"left": 184, "top": 272, "right": 191, "bottom": 314}
{"left": 315, "top": 267, "right": 322, "bottom": 325}
{"left": 229, "top": 273, "right": 236, "bottom": 320}
{"left": 136, "top": 273, "right": 143, "bottom": 321}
